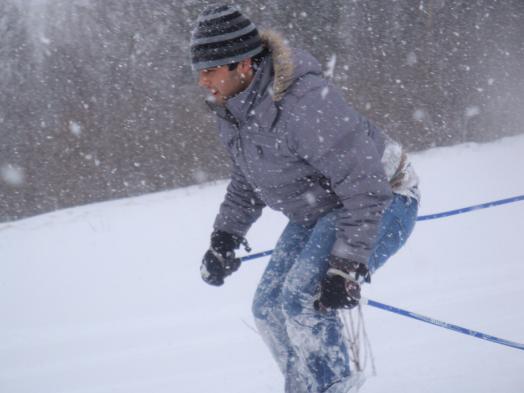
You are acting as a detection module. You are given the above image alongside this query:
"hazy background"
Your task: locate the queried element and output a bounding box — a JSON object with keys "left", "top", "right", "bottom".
{"left": 1, "top": 0, "right": 523, "bottom": 222}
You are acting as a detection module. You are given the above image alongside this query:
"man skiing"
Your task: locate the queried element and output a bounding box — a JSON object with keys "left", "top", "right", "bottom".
{"left": 191, "top": 4, "right": 420, "bottom": 393}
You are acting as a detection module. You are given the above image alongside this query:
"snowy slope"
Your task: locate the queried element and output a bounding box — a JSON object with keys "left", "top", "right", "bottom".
{"left": 1, "top": 135, "right": 524, "bottom": 393}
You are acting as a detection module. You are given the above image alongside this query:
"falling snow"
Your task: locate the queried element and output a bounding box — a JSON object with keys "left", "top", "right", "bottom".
{"left": 1, "top": 0, "right": 523, "bottom": 224}
{"left": 1, "top": 164, "right": 25, "bottom": 186}
{"left": 465, "top": 106, "right": 481, "bottom": 118}
{"left": 69, "top": 121, "right": 82, "bottom": 137}
{"left": 321, "top": 86, "right": 329, "bottom": 100}
{"left": 413, "top": 109, "right": 425, "bottom": 122}
{"left": 406, "top": 51, "right": 417, "bottom": 66}
{"left": 324, "top": 54, "right": 337, "bottom": 79}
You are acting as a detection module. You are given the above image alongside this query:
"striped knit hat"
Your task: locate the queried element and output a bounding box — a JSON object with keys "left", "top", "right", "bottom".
{"left": 190, "top": 4, "right": 264, "bottom": 71}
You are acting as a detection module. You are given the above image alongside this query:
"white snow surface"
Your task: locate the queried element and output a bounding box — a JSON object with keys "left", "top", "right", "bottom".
{"left": 1, "top": 135, "right": 524, "bottom": 393}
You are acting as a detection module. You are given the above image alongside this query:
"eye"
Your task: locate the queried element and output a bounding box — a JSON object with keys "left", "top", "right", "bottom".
{"left": 205, "top": 66, "right": 220, "bottom": 74}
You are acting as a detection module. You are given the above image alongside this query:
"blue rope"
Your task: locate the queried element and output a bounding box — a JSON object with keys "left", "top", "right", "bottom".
{"left": 363, "top": 299, "right": 524, "bottom": 351}
{"left": 417, "top": 194, "right": 524, "bottom": 221}
{"left": 239, "top": 194, "right": 524, "bottom": 351}
{"left": 241, "top": 194, "right": 524, "bottom": 263}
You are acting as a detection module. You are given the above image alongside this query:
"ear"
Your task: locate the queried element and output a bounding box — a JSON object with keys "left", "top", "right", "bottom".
{"left": 238, "top": 57, "right": 253, "bottom": 74}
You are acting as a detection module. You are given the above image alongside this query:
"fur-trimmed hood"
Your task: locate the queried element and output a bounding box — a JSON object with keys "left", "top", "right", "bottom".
{"left": 260, "top": 30, "right": 322, "bottom": 102}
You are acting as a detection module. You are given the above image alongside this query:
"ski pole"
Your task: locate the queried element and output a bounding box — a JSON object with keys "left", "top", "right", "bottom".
{"left": 416, "top": 194, "right": 524, "bottom": 221}
{"left": 241, "top": 250, "right": 524, "bottom": 351}
{"left": 241, "top": 194, "right": 524, "bottom": 263}
{"left": 361, "top": 298, "right": 524, "bottom": 351}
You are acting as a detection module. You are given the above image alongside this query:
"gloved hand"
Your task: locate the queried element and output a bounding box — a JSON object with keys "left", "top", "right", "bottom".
{"left": 315, "top": 256, "right": 371, "bottom": 311}
{"left": 200, "top": 230, "right": 245, "bottom": 286}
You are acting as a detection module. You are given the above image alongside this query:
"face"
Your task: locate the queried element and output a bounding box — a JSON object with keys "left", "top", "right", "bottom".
{"left": 198, "top": 60, "right": 253, "bottom": 106}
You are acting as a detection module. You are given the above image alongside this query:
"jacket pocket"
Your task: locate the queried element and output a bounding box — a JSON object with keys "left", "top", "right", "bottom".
{"left": 248, "top": 132, "right": 282, "bottom": 158}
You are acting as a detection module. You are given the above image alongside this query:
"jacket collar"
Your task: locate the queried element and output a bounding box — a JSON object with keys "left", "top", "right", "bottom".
{"left": 224, "top": 54, "right": 273, "bottom": 126}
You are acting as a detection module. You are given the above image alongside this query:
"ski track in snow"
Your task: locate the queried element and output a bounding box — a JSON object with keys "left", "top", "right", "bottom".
{"left": 1, "top": 135, "right": 524, "bottom": 393}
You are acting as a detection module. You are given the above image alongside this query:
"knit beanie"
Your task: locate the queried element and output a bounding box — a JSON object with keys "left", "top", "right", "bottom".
{"left": 190, "top": 4, "right": 264, "bottom": 71}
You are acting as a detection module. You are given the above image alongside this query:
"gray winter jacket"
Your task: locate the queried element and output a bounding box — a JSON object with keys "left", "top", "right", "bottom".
{"left": 208, "top": 31, "right": 419, "bottom": 267}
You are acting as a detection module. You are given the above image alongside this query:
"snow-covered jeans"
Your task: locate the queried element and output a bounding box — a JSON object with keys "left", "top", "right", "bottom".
{"left": 252, "top": 194, "right": 418, "bottom": 393}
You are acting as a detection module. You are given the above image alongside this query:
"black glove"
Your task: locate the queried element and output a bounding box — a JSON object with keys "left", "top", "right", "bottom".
{"left": 200, "top": 230, "right": 245, "bottom": 286}
{"left": 315, "top": 256, "right": 370, "bottom": 311}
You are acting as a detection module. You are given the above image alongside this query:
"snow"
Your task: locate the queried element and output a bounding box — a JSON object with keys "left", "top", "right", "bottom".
{"left": 321, "top": 86, "right": 330, "bottom": 100}
{"left": 324, "top": 54, "right": 337, "bottom": 79}
{"left": 1, "top": 164, "right": 25, "bottom": 187}
{"left": 406, "top": 52, "right": 417, "bottom": 66}
{"left": 465, "top": 106, "right": 481, "bottom": 118}
{"left": 1, "top": 135, "right": 524, "bottom": 393}
{"left": 413, "top": 109, "right": 425, "bottom": 122}
{"left": 69, "top": 121, "right": 82, "bottom": 137}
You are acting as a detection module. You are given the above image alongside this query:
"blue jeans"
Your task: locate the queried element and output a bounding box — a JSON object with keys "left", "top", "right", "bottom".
{"left": 252, "top": 194, "right": 418, "bottom": 393}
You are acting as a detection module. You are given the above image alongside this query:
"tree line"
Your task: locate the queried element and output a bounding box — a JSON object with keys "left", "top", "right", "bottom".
{"left": 1, "top": 0, "right": 523, "bottom": 222}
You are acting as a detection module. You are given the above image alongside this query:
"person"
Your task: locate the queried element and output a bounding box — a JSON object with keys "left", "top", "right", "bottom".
{"left": 191, "top": 4, "right": 420, "bottom": 393}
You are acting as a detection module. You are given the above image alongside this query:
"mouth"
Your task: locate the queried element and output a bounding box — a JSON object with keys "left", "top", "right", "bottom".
{"left": 205, "top": 89, "right": 219, "bottom": 103}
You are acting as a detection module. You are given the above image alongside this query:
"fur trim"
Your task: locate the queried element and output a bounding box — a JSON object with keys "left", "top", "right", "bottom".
{"left": 260, "top": 30, "right": 294, "bottom": 102}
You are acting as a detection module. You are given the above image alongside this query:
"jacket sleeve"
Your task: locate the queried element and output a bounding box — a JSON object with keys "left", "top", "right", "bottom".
{"left": 213, "top": 162, "right": 266, "bottom": 238}
{"left": 287, "top": 79, "right": 393, "bottom": 267}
